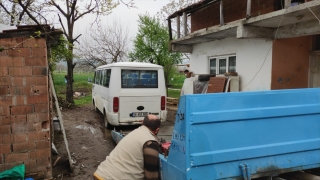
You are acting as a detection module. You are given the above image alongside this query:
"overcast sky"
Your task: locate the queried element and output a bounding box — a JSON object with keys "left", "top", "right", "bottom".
{"left": 74, "top": 0, "right": 172, "bottom": 51}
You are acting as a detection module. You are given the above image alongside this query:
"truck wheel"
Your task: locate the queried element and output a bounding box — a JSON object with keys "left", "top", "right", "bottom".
{"left": 198, "top": 74, "right": 215, "bottom": 81}
{"left": 104, "top": 112, "right": 113, "bottom": 130}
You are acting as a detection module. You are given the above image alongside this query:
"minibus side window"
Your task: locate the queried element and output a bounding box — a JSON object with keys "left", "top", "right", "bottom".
{"left": 106, "top": 69, "right": 111, "bottom": 88}
{"left": 101, "top": 69, "right": 111, "bottom": 88}
{"left": 101, "top": 70, "right": 106, "bottom": 86}
{"left": 93, "top": 71, "right": 97, "bottom": 84}
{"left": 95, "top": 70, "right": 101, "bottom": 85}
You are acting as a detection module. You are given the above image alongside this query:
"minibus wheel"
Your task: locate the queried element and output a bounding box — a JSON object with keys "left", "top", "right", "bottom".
{"left": 103, "top": 111, "right": 113, "bottom": 130}
{"left": 93, "top": 100, "right": 98, "bottom": 112}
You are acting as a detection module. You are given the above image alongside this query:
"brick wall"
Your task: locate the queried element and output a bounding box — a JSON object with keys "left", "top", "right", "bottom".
{"left": 191, "top": 0, "right": 279, "bottom": 32}
{"left": 0, "top": 37, "right": 51, "bottom": 179}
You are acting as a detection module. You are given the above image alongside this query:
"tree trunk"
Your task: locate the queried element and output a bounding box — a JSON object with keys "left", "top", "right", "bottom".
{"left": 66, "top": 58, "right": 74, "bottom": 103}
{"left": 66, "top": 39, "right": 74, "bottom": 103}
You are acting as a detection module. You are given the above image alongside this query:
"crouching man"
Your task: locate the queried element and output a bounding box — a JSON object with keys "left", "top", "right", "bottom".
{"left": 94, "top": 115, "right": 161, "bottom": 180}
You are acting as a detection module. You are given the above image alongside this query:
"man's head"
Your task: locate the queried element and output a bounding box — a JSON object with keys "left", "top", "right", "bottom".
{"left": 143, "top": 115, "right": 161, "bottom": 135}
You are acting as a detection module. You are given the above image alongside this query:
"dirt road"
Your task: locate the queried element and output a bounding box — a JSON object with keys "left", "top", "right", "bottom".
{"left": 52, "top": 104, "right": 176, "bottom": 179}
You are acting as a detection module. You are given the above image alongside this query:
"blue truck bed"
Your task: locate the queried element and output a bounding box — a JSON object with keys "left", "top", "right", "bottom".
{"left": 160, "top": 88, "right": 320, "bottom": 180}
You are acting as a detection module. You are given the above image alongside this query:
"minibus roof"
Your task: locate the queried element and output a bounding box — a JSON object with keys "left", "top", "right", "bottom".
{"left": 96, "top": 62, "right": 163, "bottom": 70}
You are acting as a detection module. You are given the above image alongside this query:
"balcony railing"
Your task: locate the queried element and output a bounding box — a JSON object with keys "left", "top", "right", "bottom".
{"left": 168, "top": 0, "right": 300, "bottom": 41}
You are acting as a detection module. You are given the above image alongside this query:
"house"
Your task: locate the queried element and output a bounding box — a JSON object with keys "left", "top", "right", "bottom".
{"left": 167, "top": 0, "right": 320, "bottom": 91}
{"left": 0, "top": 24, "right": 62, "bottom": 179}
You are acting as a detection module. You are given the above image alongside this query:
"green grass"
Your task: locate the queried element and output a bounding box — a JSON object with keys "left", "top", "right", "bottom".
{"left": 74, "top": 95, "right": 92, "bottom": 106}
{"left": 167, "top": 73, "right": 185, "bottom": 99}
{"left": 168, "top": 89, "right": 181, "bottom": 99}
{"left": 53, "top": 72, "right": 185, "bottom": 105}
{"left": 52, "top": 72, "right": 94, "bottom": 106}
{"left": 168, "top": 73, "right": 185, "bottom": 89}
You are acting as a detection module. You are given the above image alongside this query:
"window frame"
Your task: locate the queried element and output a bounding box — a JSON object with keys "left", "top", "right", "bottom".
{"left": 94, "top": 70, "right": 102, "bottom": 84}
{"left": 100, "top": 69, "right": 106, "bottom": 86}
{"left": 209, "top": 55, "right": 236, "bottom": 75}
{"left": 104, "top": 69, "right": 111, "bottom": 88}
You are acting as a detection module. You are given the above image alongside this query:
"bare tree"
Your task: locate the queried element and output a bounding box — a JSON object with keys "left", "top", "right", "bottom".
{"left": 156, "top": 0, "right": 199, "bottom": 61}
{"left": 14, "top": 0, "right": 123, "bottom": 104}
{"left": 156, "top": 0, "right": 198, "bottom": 34}
{"left": 77, "top": 19, "right": 129, "bottom": 69}
{"left": 0, "top": 0, "right": 43, "bottom": 26}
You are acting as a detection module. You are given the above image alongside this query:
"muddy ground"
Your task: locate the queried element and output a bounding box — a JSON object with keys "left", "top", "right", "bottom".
{"left": 51, "top": 104, "right": 177, "bottom": 180}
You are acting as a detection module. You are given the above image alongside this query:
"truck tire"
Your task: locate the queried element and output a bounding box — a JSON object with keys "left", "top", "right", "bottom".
{"left": 198, "top": 74, "right": 215, "bottom": 81}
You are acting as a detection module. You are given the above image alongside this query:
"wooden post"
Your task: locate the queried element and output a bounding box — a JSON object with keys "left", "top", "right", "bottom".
{"left": 220, "top": 0, "right": 224, "bottom": 25}
{"left": 176, "top": 16, "right": 180, "bottom": 38}
{"left": 168, "top": 19, "right": 173, "bottom": 40}
{"left": 246, "top": 0, "right": 252, "bottom": 18}
{"left": 285, "top": 0, "right": 292, "bottom": 8}
{"left": 183, "top": 12, "right": 187, "bottom": 36}
{"left": 49, "top": 73, "right": 74, "bottom": 171}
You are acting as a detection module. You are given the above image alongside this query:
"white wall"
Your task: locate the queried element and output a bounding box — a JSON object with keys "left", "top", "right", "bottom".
{"left": 189, "top": 37, "right": 273, "bottom": 91}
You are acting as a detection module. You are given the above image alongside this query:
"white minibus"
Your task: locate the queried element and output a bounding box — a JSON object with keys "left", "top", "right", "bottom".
{"left": 92, "top": 62, "right": 167, "bottom": 129}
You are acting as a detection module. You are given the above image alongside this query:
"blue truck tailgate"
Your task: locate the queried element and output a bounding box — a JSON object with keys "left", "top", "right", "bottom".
{"left": 160, "top": 88, "right": 320, "bottom": 180}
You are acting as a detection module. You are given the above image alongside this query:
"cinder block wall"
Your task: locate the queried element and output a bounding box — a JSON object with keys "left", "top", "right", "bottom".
{"left": 0, "top": 37, "right": 51, "bottom": 179}
{"left": 191, "top": 0, "right": 279, "bottom": 32}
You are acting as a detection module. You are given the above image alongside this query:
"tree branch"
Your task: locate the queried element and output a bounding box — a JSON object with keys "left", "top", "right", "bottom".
{"left": 72, "top": 34, "right": 82, "bottom": 43}
{"left": 50, "top": 0, "right": 67, "bottom": 17}
{"left": 74, "top": 7, "right": 95, "bottom": 21}
{"left": 17, "top": 0, "right": 41, "bottom": 27}
{"left": 70, "top": 0, "right": 77, "bottom": 24}
{"left": 119, "top": 0, "right": 135, "bottom": 8}
{"left": 0, "top": 3, "right": 12, "bottom": 16}
{"left": 58, "top": 14, "right": 68, "bottom": 37}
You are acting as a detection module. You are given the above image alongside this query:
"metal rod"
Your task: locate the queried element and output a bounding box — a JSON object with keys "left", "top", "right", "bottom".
{"left": 183, "top": 12, "right": 187, "bottom": 36}
{"left": 245, "top": 164, "right": 251, "bottom": 180}
{"left": 176, "top": 16, "right": 180, "bottom": 38}
{"left": 239, "top": 164, "right": 248, "bottom": 180}
{"left": 168, "top": 19, "right": 172, "bottom": 40}
{"left": 246, "top": 0, "right": 252, "bottom": 18}
{"left": 220, "top": 0, "right": 224, "bottom": 25}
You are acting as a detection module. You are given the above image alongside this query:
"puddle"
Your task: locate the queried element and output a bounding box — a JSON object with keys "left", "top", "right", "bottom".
{"left": 75, "top": 125, "right": 96, "bottom": 134}
{"left": 81, "top": 146, "right": 91, "bottom": 150}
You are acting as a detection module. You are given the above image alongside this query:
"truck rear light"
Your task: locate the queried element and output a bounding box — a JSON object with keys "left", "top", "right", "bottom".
{"left": 113, "top": 97, "right": 119, "bottom": 113}
{"left": 161, "top": 96, "right": 165, "bottom": 110}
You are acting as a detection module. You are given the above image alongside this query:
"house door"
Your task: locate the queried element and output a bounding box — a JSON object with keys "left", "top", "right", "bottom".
{"left": 309, "top": 51, "right": 320, "bottom": 87}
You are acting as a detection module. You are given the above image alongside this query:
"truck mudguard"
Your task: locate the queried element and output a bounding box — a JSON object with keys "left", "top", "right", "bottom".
{"left": 160, "top": 88, "right": 320, "bottom": 180}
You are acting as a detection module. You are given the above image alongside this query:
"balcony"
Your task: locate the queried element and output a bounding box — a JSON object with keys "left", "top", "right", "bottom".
{"left": 168, "top": 0, "right": 320, "bottom": 53}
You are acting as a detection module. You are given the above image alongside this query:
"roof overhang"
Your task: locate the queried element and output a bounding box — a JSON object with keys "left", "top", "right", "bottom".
{"left": 170, "top": 1, "right": 320, "bottom": 53}
{"left": 0, "top": 24, "right": 63, "bottom": 39}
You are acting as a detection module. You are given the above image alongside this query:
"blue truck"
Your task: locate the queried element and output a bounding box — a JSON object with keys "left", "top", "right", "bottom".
{"left": 113, "top": 88, "right": 320, "bottom": 179}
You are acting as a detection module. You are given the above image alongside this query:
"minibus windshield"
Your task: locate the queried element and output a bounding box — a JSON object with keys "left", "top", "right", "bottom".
{"left": 121, "top": 69, "right": 158, "bottom": 88}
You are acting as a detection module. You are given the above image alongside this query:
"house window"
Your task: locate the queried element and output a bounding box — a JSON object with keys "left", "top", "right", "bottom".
{"left": 209, "top": 55, "right": 236, "bottom": 75}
